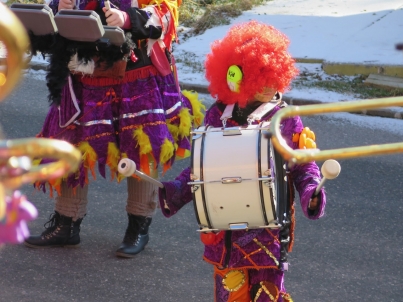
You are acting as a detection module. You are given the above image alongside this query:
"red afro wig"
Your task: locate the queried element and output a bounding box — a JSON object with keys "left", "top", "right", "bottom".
{"left": 205, "top": 21, "right": 299, "bottom": 107}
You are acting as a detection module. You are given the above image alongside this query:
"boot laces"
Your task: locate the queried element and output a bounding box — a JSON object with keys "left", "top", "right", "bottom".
{"left": 42, "top": 212, "right": 60, "bottom": 237}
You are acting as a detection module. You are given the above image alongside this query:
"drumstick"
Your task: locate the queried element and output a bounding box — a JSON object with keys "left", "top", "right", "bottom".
{"left": 104, "top": 0, "right": 111, "bottom": 10}
{"left": 314, "top": 159, "right": 341, "bottom": 196}
{"left": 118, "top": 158, "right": 164, "bottom": 188}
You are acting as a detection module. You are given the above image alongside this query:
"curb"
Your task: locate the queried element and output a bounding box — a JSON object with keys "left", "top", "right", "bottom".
{"left": 322, "top": 62, "right": 403, "bottom": 78}
{"left": 295, "top": 58, "right": 403, "bottom": 78}
{"left": 25, "top": 61, "right": 403, "bottom": 120}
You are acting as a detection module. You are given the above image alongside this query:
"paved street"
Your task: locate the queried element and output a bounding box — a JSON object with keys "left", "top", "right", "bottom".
{"left": 1, "top": 76, "right": 403, "bottom": 301}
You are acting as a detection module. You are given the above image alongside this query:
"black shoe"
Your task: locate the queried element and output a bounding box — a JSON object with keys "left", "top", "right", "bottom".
{"left": 115, "top": 214, "right": 152, "bottom": 258}
{"left": 24, "top": 211, "right": 83, "bottom": 248}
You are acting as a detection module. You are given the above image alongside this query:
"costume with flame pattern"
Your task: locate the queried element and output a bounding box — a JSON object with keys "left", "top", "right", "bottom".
{"left": 158, "top": 21, "right": 327, "bottom": 301}
{"left": 25, "top": 0, "right": 204, "bottom": 257}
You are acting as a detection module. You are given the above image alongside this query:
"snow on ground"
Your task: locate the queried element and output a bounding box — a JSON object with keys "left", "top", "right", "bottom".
{"left": 176, "top": 0, "right": 403, "bottom": 65}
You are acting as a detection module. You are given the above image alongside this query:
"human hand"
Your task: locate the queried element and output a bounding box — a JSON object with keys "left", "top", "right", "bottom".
{"left": 308, "top": 196, "right": 319, "bottom": 210}
{"left": 103, "top": 7, "right": 125, "bottom": 27}
{"left": 58, "top": 0, "right": 75, "bottom": 10}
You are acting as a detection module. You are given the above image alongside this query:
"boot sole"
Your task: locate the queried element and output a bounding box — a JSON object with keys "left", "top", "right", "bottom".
{"left": 24, "top": 242, "right": 80, "bottom": 249}
{"left": 115, "top": 246, "right": 146, "bottom": 258}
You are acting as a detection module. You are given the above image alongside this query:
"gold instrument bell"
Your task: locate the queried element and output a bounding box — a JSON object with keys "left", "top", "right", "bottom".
{"left": 0, "top": 3, "right": 81, "bottom": 244}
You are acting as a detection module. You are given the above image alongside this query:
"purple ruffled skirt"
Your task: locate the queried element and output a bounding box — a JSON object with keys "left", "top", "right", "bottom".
{"left": 36, "top": 65, "right": 194, "bottom": 193}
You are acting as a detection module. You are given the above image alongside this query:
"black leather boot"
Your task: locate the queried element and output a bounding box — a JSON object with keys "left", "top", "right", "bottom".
{"left": 24, "top": 211, "right": 83, "bottom": 248}
{"left": 115, "top": 214, "right": 152, "bottom": 258}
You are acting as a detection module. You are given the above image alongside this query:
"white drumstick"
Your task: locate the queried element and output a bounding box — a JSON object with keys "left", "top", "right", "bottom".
{"left": 104, "top": 0, "right": 111, "bottom": 10}
{"left": 314, "top": 159, "right": 341, "bottom": 195}
{"left": 118, "top": 158, "right": 164, "bottom": 188}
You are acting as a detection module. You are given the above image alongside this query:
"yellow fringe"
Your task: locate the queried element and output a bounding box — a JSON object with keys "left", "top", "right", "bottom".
{"left": 182, "top": 89, "right": 206, "bottom": 127}
{"left": 133, "top": 126, "right": 152, "bottom": 155}
{"left": 178, "top": 108, "right": 192, "bottom": 137}
{"left": 160, "top": 138, "right": 174, "bottom": 164}
{"left": 77, "top": 141, "right": 98, "bottom": 180}
{"left": 32, "top": 158, "right": 42, "bottom": 166}
{"left": 167, "top": 122, "right": 179, "bottom": 142}
{"left": 106, "top": 142, "right": 121, "bottom": 180}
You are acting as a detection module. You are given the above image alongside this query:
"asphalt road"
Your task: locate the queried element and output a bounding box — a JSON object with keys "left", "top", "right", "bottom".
{"left": 0, "top": 75, "right": 403, "bottom": 302}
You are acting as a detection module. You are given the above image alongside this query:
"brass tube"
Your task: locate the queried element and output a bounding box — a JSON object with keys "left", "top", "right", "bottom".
{"left": 0, "top": 3, "right": 29, "bottom": 103}
{"left": 270, "top": 96, "right": 403, "bottom": 164}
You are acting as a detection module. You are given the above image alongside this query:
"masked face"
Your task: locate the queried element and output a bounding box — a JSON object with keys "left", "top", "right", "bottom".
{"left": 253, "top": 87, "right": 276, "bottom": 103}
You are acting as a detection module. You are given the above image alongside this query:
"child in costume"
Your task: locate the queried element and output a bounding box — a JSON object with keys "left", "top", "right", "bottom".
{"left": 24, "top": 0, "right": 205, "bottom": 258}
{"left": 158, "top": 21, "right": 326, "bottom": 301}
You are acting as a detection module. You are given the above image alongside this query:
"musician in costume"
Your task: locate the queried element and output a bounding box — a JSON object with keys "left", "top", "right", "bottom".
{"left": 158, "top": 21, "right": 326, "bottom": 301}
{"left": 24, "top": 0, "right": 205, "bottom": 258}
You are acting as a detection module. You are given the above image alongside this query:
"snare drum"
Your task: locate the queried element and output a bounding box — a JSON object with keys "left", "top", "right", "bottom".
{"left": 190, "top": 122, "right": 288, "bottom": 231}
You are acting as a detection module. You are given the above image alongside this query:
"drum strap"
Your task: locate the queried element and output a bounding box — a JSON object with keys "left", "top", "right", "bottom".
{"left": 247, "top": 100, "right": 282, "bottom": 124}
{"left": 286, "top": 171, "right": 296, "bottom": 252}
{"left": 220, "top": 100, "right": 282, "bottom": 127}
{"left": 220, "top": 104, "right": 235, "bottom": 127}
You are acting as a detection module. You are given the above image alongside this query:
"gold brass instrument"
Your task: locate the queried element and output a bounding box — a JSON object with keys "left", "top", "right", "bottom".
{"left": 0, "top": 3, "right": 29, "bottom": 102}
{"left": 0, "top": 3, "right": 81, "bottom": 221}
{"left": 270, "top": 96, "right": 403, "bottom": 165}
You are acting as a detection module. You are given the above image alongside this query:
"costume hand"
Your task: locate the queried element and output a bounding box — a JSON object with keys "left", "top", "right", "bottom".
{"left": 103, "top": 7, "right": 125, "bottom": 27}
{"left": 58, "top": 0, "right": 75, "bottom": 10}
{"left": 308, "top": 196, "right": 319, "bottom": 210}
{"left": 292, "top": 127, "right": 316, "bottom": 149}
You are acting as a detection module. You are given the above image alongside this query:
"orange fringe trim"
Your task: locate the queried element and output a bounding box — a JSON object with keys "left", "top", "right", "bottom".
{"left": 176, "top": 147, "right": 186, "bottom": 158}
{"left": 163, "top": 162, "right": 171, "bottom": 174}
{"left": 140, "top": 154, "right": 151, "bottom": 175}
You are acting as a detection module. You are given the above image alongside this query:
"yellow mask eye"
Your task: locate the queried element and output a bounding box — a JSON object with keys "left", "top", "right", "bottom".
{"left": 226, "top": 65, "right": 243, "bottom": 93}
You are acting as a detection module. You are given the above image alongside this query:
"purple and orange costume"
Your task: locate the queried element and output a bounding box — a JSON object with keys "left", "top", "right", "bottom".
{"left": 33, "top": 0, "right": 203, "bottom": 193}
{"left": 159, "top": 101, "right": 327, "bottom": 302}
{"left": 23, "top": 0, "right": 204, "bottom": 256}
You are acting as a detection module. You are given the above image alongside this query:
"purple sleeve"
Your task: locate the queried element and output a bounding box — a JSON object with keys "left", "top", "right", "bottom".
{"left": 48, "top": 0, "right": 59, "bottom": 14}
{"left": 158, "top": 167, "right": 193, "bottom": 218}
{"left": 282, "top": 115, "right": 326, "bottom": 220}
{"left": 204, "top": 105, "right": 223, "bottom": 127}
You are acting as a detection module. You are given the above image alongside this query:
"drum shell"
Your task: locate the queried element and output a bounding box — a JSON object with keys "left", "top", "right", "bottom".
{"left": 191, "top": 124, "right": 284, "bottom": 231}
